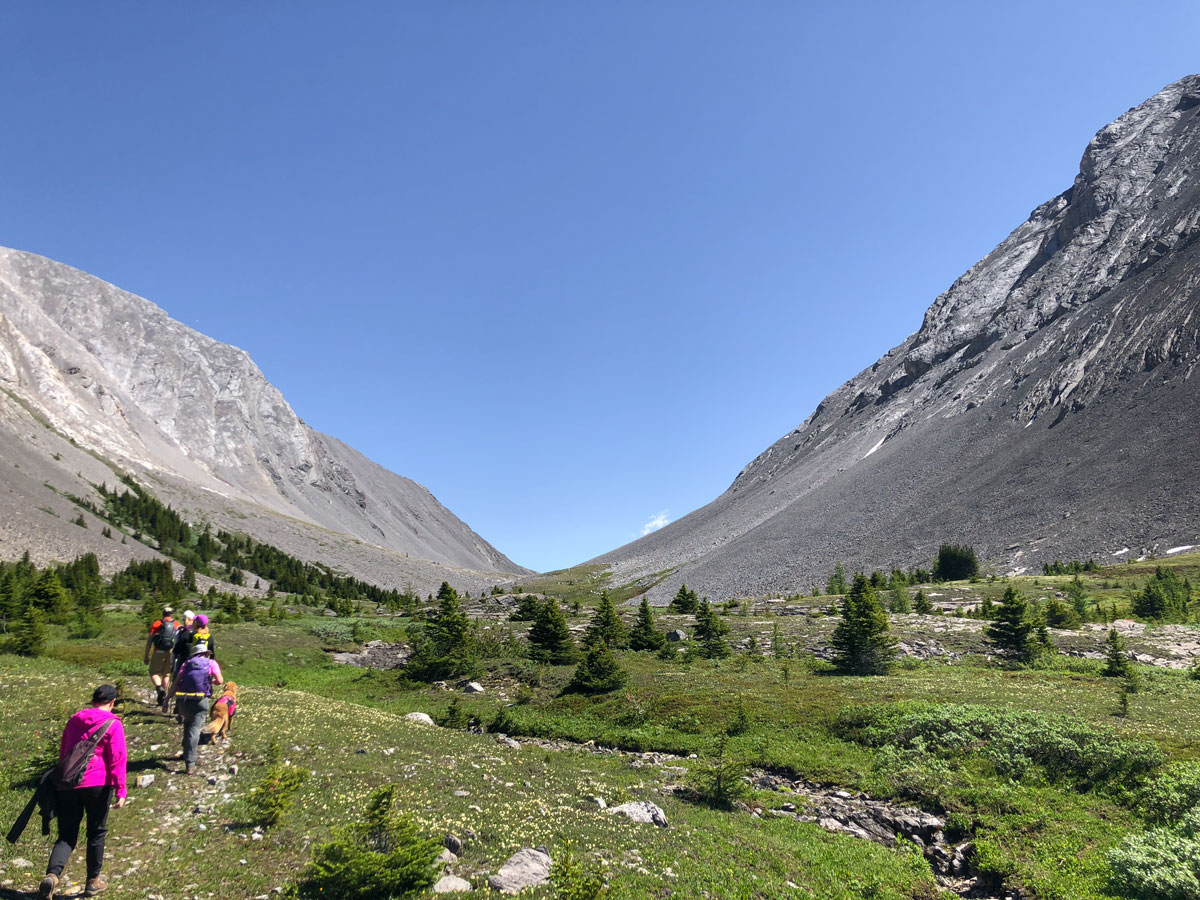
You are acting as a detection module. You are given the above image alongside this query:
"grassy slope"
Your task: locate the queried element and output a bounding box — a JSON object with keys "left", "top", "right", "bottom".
{"left": 2, "top": 553, "right": 1199, "bottom": 899}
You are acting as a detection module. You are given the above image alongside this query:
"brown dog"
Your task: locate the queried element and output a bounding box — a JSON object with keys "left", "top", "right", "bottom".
{"left": 202, "top": 682, "right": 238, "bottom": 741}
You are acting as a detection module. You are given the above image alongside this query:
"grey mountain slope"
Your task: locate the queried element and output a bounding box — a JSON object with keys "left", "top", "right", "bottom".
{"left": 596, "top": 75, "right": 1200, "bottom": 602}
{"left": 0, "top": 245, "right": 528, "bottom": 585}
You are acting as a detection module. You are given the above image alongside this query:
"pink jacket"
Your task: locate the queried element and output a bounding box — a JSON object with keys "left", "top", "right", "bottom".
{"left": 60, "top": 708, "right": 127, "bottom": 799}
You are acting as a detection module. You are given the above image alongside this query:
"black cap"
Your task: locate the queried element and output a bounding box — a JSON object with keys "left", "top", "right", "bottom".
{"left": 92, "top": 684, "right": 118, "bottom": 705}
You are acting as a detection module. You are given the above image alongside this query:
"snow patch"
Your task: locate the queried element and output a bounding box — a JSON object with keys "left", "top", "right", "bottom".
{"left": 1166, "top": 545, "right": 1196, "bottom": 555}
{"left": 863, "top": 436, "right": 886, "bottom": 458}
{"left": 1112, "top": 548, "right": 1130, "bottom": 556}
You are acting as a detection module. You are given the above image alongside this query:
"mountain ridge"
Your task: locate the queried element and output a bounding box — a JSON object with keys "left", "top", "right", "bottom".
{"left": 0, "top": 245, "right": 528, "bottom": 589}
{"left": 594, "top": 74, "right": 1200, "bottom": 601}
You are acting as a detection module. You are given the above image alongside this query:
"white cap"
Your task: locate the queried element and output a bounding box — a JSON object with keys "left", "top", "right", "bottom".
{"left": 184, "top": 609, "right": 196, "bottom": 620}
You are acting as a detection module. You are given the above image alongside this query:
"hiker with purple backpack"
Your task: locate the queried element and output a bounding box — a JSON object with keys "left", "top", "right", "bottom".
{"left": 173, "top": 641, "right": 224, "bottom": 775}
{"left": 32, "top": 684, "right": 128, "bottom": 899}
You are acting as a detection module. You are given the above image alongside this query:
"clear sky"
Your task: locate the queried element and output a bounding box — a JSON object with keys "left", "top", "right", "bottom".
{"left": 2, "top": 3, "right": 1197, "bottom": 572}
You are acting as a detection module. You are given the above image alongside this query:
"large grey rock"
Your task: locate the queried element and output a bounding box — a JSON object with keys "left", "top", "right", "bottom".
{"left": 608, "top": 800, "right": 668, "bottom": 827}
{"left": 487, "top": 847, "right": 551, "bottom": 894}
{"left": 595, "top": 75, "right": 1200, "bottom": 599}
{"left": 433, "top": 875, "right": 472, "bottom": 893}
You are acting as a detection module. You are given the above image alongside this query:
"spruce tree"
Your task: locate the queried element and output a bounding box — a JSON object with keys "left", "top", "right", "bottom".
{"left": 583, "top": 590, "right": 629, "bottom": 650}
{"left": 508, "top": 594, "right": 541, "bottom": 622}
{"left": 411, "top": 582, "right": 475, "bottom": 679}
{"left": 830, "top": 574, "right": 896, "bottom": 675}
{"left": 565, "top": 642, "right": 627, "bottom": 694}
{"left": 825, "top": 562, "right": 848, "bottom": 595}
{"left": 32, "top": 570, "right": 71, "bottom": 623}
{"left": 694, "top": 599, "right": 730, "bottom": 659}
{"left": 527, "top": 599, "right": 578, "bottom": 664}
{"left": 888, "top": 583, "right": 911, "bottom": 614}
{"left": 985, "top": 586, "right": 1035, "bottom": 664}
{"left": 669, "top": 584, "right": 699, "bottom": 614}
{"left": 1102, "top": 628, "right": 1132, "bottom": 678}
{"left": 629, "top": 596, "right": 666, "bottom": 651}
{"left": 913, "top": 589, "right": 934, "bottom": 615}
{"left": 13, "top": 599, "right": 47, "bottom": 657}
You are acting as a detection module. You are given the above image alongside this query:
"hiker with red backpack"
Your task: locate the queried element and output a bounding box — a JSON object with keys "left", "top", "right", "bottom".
{"left": 143, "top": 606, "right": 179, "bottom": 710}
{"left": 36, "top": 684, "right": 127, "bottom": 899}
{"left": 174, "top": 641, "right": 224, "bottom": 775}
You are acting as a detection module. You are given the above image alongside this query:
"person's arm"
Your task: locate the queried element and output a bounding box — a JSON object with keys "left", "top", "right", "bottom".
{"left": 143, "top": 626, "right": 155, "bottom": 664}
{"left": 105, "top": 718, "right": 128, "bottom": 803}
{"left": 210, "top": 660, "right": 224, "bottom": 685}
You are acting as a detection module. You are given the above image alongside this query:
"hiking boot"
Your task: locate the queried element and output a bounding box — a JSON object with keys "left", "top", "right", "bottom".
{"left": 155, "top": 687, "right": 165, "bottom": 707}
{"left": 37, "top": 873, "right": 58, "bottom": 899}
{"left": 185, "top": 764, "right": 196, "bottom": 776}
{"left": 84, "top": 875, "right": 108, "bottom": 896}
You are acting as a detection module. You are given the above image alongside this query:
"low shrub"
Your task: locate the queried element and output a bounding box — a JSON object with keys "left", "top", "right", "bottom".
{"left": 551, "top": 840, "right": 609, "bottom": 900}
{"left": 1108, "top": 808, "right": 1200, "bottom": 900}
{"left": 1138, "top": 761, "right": 1200, "bottom": 823}
{"left": 835, "top": 702, "right": 1164, "bottom": 790}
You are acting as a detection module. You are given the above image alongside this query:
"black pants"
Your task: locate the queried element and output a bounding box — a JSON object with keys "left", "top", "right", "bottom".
{"left": 47, "top": 786, "right": 112, "bottom": 879}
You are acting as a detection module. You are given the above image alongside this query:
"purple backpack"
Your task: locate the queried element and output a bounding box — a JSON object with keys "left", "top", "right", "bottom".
{"left": 175, "top": 656, "right": 213, "bottom": 696}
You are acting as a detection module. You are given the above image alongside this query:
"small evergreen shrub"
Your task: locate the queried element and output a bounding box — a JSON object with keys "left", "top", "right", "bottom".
{"left": 564, "top": 643, "right": 627, "bottom": 695}
{"left": 686, "top": 734, "right": 750, "bottom": 809}
{"left": 551, "top": 841, "right": 609, "bottom": 900}
{"left": 291, "top": 784, "right": 439, "bottom": 900}
{"left": 246, "top": 763, "right": 309, "bottom": 827}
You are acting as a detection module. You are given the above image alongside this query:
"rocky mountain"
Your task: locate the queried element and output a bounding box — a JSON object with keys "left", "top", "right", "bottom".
{"left": 0, "top": 246, "right": 528, "bottom": 592}
{"left": 596, "top": 75, "right": 1200, "bottom": 602}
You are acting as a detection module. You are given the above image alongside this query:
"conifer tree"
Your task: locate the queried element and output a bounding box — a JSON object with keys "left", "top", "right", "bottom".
{"left": 669, "top": 584, "right": 699, "bottom": 614}
{"left": 826, "top": 562, "right": 848, "bottom": 595}
{"left": 888, "top": 583, "right": 911, "bottom": 614}
{"left": 410, "top": 582, "right": 475, "bottom": 679}
{"left": 831, "top": 574, "right": 896, "bottom": 675}
{"left": 629, "top": 596, "right": 666, "bottom": 651}
{"left": 565, "top": 642, "right": 627, "bottom": 694}
{"left": 694, "top": 599, "right": 730, "bottom": 659}
{"left": 508, "top": 594, "right": 541, "bottom": 622}
{"left": 528, "top": 599, "right": 578, "bottom": 664}
{"left": 1102, "top": 628, "right": 1132, "bottom": 678}
{"left": 913, "top": 589, "right": 934, "bottom": 615}
{"left": 13, "top": 599, "right": 47, "bottom": 657}
{"left": 32, "top": 570, "right": 71, "bottom": 623}
{"left": 986, "top": 586, "right": 1036, "bottom": 664}
{"left": 583, "top": 590, "right": 629, "bottom": 650}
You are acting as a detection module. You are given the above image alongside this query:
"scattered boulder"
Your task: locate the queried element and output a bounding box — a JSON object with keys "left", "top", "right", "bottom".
{"left": 608, "top": 800, "right": 668, "bottom": 827}
{"left": 405, "top": 712, "right": 436, "bottom": 726}
{"left": 444, "top": 833, "right": 464, "bottom": 855}
{"left": 136, "top": 774, "right": 155, "bottom": 788}
{"left": 437, "top": 848, "right": 458, "bottom": 865}
{"left": 666, "top": 629, "right": 687, "bottom": 642}
{"left": 463, "top": 682, "right": 485, "bottom": 694}
{"left": 331, "top": 642, "right": 411, "bottom": 669}
{"left": 487, "top": 847, "right": 551, "bottom": 894}
{"left": 433, "top": 875, "right": 472, "bottom": 893}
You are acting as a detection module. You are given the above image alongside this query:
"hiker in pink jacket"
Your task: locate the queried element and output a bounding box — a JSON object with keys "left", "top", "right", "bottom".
{"left": 39, "top": 684, "right": 127, "bottom": 900}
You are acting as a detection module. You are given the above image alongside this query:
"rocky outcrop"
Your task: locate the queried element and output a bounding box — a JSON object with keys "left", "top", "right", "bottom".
{"left": 0, "top": 246, "right": 528, "bottom": 587}
{"left": 596, "top": 75, "right": 1200, "bottom": 601}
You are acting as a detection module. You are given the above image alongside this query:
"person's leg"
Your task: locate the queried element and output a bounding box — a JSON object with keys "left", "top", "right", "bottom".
{"left": 46, "top": 790, "right": 85, "bottom": 876}
{"left": 181, "top": 697, "right": 210, "bottom": 769}
{"left": 82, "top": 786, "right": 112, "bottom": 879}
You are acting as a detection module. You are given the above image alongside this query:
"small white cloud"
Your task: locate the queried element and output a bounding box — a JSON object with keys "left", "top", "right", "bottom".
{"left": 641, "top": 511, "right": 670, "bottom": 536}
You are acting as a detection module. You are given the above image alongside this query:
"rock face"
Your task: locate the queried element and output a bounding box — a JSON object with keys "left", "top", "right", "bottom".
{"left": 596, "top": 75, "right": 1200, "bottom": 601}
{"left": 0, "top": 246, "right": 528, "bottom": 588}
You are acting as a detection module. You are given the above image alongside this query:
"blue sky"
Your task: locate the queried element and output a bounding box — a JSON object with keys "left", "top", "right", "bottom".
{"left": 2, "top": 4, "right": 1197, "bottom": 572}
